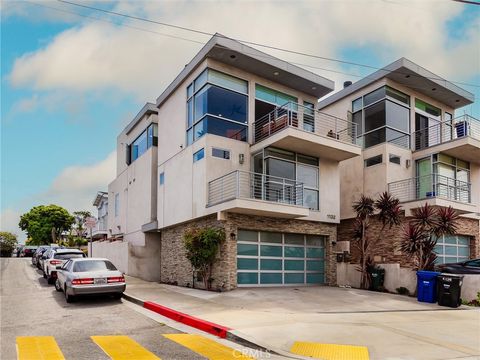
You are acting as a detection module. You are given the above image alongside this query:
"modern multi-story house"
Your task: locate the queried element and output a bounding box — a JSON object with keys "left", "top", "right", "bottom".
{"left": 318, "top": 58, "right": 479, "bottom": 270}
{"left": 102, "top": 34, "right": 361, "bottom": 289}
{"left": 91, "top": 191, "right": 109, "bottom": 241}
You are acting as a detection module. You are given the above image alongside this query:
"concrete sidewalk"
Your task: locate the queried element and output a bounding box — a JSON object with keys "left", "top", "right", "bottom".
{"left": 124, "top": 276, "right": 480, "bottom": 360}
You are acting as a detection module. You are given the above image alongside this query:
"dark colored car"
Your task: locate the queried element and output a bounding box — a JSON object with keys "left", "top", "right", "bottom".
{"left": 436, "top": 258, "right": 480, "bottom": 274}
{"left": 32, "top": 246, "right": 50, "bottom": 267}
{"left": 20, "top": 246, "right": 38, "bottom": 257}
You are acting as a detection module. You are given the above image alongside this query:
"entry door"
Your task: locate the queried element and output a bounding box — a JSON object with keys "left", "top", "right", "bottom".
{"left": 236, "top": 230, "right": 326, "bottom": 287}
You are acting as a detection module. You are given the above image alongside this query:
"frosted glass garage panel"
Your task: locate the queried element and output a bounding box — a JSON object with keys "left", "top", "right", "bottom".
{"left": 284, "top": 246, "right": 305, "bottom": 258}
{"left": 307, "top": 273, "right": 324, "bottom": 284}
{"left": 285, "top": 260, "right": 304, "bottom": 270}
{"left": 307, "top": 247, "right": 324, "bottom": 258}
{"left": 238, "top": 244, "right": 258, "bottom": 256}
{"left": 261, "top": 259, "right": 282, "bottom": 270}
{"left": 237, "top": 258, "right": 258, "bottom": 270}
{"left": 238, "top": 272, "right": 258, "bottom": 285}
{"left": 285, "top": 273, "right": 304, "bottom": 284}
{"left": 260, "top": 245, "right": 282, "bottom": 257}
{"left": 260, "top": 232, "right": 282, "bottom": 243}
{"left": 238, "top": 230, "right": 258, "bottom": 242}
{"left": 260, "top": 273, "right": 282, "bottom": 284}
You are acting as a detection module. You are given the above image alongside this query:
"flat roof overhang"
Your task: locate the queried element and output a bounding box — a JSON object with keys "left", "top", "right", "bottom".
{"left": 413, "top": 137, "right": 480, "bottom": 164}
{"left": 250, "top": 127, "right": 362, "bottom": 161}
{"left": 157, "top": 34, "right": 335, "bottom": 107}
{"left": 318, "top": 58, "right": 474, "bottom": 110}
{"left": 402, "top": 198, "right": 477, "bottom": 217}
{"left": 207, "top": 198, "right": 310, "bottom": 219}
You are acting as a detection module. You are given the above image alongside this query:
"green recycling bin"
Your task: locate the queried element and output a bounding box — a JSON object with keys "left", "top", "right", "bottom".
{"left": 369, "top": 267, "right": 385, "bottom": 291}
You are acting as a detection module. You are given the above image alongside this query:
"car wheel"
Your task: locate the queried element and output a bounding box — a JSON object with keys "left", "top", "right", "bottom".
{"left": 64, "top": 286, "right": 75, "bottom": 303}
{"left": 55, "top": 279, "right": 62, "bottom": 292}
{"left": 43, "top": 271, "right": 47, "bottom": 279}
{"left": 112, "top": 293, "right": 123, "bottom": 300}
{"left": 47, "top": 275, "right": 54, "bottom": 285}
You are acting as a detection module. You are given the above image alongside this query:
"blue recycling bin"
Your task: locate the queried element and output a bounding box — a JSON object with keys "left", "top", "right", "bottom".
{"left": 455, "top": 121, "right": 468, "bottom": 137}
{"left": 417, "top": 270, "right": 440, "bottom": 303}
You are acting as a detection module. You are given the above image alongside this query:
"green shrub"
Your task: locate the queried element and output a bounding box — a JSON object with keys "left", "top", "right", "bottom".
{"left": 184, "top": 227, "right": 225, "bottom": 290}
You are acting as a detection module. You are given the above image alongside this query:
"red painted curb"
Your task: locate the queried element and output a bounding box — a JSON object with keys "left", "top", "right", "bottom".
{"left": 143, "top": 301, "right": 231, "bottom": 338}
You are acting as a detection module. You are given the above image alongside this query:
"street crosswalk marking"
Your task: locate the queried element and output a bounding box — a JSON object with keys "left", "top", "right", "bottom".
{"left": 91, "top": 335, "right": 161, "bottom": 360}
{"left": 163, "top": 334, "right": 255, "bottom": 360}
{"left": 16, "top": 336, "right": 65, "bottom": 360}
{"left": 291, "top": 341, "right": 370, "bottom": 360}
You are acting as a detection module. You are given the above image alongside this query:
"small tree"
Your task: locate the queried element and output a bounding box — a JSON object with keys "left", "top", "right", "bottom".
{"left": 72, "top": 211, "right": 92, "bottom": 239}
{"left": 399, "top": 204, "right": 459, "bottom": 270}
{"left": 183, "top": 227, "right": 225, "bottom": 290}
{"left": 0, "top": 232, "right": 18, "bottom": 257}
{"left": 352, "top": 192, "right": 402, "bottom": 289}
{"left": 19, "top": 205, "right": 74, "bottom": 245}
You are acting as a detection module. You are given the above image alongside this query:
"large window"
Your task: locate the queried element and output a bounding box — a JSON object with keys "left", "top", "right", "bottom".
{"left": 434, "top": 235, "right": 470, "bottom": 264}
{"left": 127, "top": 123, "right": 158, "bottom": 164}
{"left": 255, "top": 84, "right": 298, "bottom": 121}
{"left": 186, "top": 69, "right": 248, "bottom": 145}
{"left": 416, "top": 153, "right": 471, "bottom": 202}
{"left": 253, "top": 147, "right": 319, "bottom": 210}
{"left": 352, "top": 86, "right": 410, "bottom": 149}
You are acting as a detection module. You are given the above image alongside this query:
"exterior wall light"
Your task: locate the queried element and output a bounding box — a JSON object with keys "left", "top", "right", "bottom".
{"left": 239, "top": 153, "right": 245, "bottom": 164}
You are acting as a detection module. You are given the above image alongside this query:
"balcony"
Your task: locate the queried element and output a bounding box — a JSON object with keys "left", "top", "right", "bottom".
{"left": 91, "top": 218, "right": 108, "bottom": 239}
{"left": 207, "top": 170, "right": 309, "bottom": 218}
{"left": 252, "top": 102, "right": 361, "bottom": 161}
{"left": 413, "top": 115, "right": 480, "bottom": 163}
{"left": 388, "top": 174, "right": 475, "bottom": 214}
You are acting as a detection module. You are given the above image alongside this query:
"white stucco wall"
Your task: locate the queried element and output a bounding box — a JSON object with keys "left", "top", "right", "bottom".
{"left": 90, "top": 240, "right": 129, "bottom": 274}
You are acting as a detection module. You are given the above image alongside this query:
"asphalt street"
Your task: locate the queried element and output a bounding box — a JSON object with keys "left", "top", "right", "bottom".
{"left": 0, "top": 257, "right": 208, "bottom": 360}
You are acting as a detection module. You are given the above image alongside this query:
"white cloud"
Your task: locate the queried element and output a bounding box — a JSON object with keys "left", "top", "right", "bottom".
{"left": 8, "top": 0, "right": 478, "bottom": 102}
{"left": 1, "top": 152, "right": 116, "bottom": 242}
{"left": 0, "top": 209, "right": 24, "bottom": 242}
{"left": 41, "top": 151, "right": 116, "bottom": 211}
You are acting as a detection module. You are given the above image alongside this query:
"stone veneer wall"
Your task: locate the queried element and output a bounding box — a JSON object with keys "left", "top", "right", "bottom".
{"left": 337, "top": 214, "right": 480, "bottom": 267}
{"left": 160, "top": 213, "right": 338, "bottom": 291}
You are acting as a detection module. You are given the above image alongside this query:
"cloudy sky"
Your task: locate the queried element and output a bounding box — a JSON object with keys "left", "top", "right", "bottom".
{"left": 1, "top": 0, "right": 479, "bottom": 242}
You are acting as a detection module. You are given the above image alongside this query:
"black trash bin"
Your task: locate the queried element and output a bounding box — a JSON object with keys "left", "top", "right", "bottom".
{"left": 368, "top": 267, "right": 385, "bottom": 291}
{"left": 437, "top": 273, "right": 464, "bottom": 308}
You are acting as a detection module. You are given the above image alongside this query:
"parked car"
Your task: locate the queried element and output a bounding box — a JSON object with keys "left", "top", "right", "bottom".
{"left": 20, "top": 246, "right": 38, "bottom": 257}
{"left": 55, "top": 258, "right": 126, "bottom": 303}
{"left": 436, "top": 258, "right": 480, "bottom": 274}
{"left": 32, "top": 246, "right": 50, "bottom": 267}
{"left": 43, "top": 248, "right": 86, "bottom": 284}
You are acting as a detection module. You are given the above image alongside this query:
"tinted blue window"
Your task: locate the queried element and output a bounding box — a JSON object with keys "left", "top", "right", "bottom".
{"left": 159, "top": 172, "right": 164, "bottom": 185}
{"left": 193, "top": 148, "right": 205, "bottom": 162}
{"left": 203, "top": 116, "right": 247, "bottom": 142}
{"left": 194, "top": 85, "right": 248, "bottom": 124}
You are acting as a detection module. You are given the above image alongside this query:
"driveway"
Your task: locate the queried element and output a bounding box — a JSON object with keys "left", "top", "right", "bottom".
{"left": 125, "top": 277, "right": 480, "bottom": 360}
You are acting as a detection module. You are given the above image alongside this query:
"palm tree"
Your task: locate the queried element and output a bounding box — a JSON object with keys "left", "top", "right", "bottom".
{"left": 399, "top": 204, "right": 459, "bottom": 270}
{"left": 353, "top": 192, "right": 402, "bottom": 289}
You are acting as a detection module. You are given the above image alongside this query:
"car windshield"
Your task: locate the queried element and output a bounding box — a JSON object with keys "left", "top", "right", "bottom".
{"left": 54, "top": 253, "right": 85, "bottom": 260}
{"left": 73, "top": 260, "right": 117, "bottom": 272}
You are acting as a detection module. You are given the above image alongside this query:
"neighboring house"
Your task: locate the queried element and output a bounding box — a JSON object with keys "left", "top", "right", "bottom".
{"left": 91, "top": 191, "right": 108, "bottom": 241}
{"left": 318, "top": 58, "right": 480, "bottom": 270}
{"left": 103, "top": 33, "right": 361, "bottom": 288}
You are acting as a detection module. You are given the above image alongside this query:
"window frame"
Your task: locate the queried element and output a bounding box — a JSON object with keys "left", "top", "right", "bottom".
{"left": 212, "top": 147, "right": 231, "bottom": 160}
{"left": 351, "top": 85, "right": 410, "bottom": 149}
{"left": 186, "top": 69, "right": 249, "bottom": 146}
{"left": 364, "top": 154, "right": 383, "bottom": 168}
{"left": 193, "top": 148, "right": 205, "bottom": 163}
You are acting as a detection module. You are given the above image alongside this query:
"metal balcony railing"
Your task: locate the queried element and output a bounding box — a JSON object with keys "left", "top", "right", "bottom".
{"left": 413, "top": 114, "right": 480, "bottom": 151}
{"left": 207, "top": 170, "right": 304, "bottom": 207}
{"left": 388, "top": 174, "right": 471, "bottom": 204}
{"left": 253, "top": 102, "right": 358, "bottom": 145}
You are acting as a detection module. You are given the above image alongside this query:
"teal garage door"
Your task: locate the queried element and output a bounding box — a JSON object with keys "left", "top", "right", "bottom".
{"left": 236, "top": 230, "right": 326, "bottom": 286}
